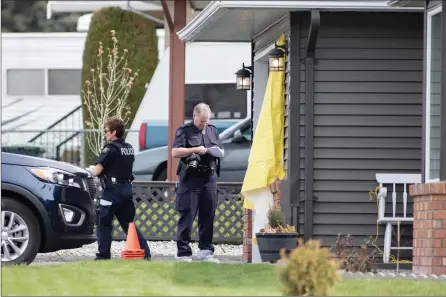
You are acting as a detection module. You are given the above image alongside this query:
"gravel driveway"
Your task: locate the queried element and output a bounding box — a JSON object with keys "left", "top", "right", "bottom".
{"left": 32, "top": 241, "right": 243, "bottom": 265}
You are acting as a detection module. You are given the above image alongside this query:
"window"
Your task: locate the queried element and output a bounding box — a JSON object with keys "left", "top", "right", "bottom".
{"left": 6, "top": 69, "right": 45, "bottom": 95}
{"left": 48, "top": 69, "right": 82, "bottom": 95}
{"left": 223, "top": 121, "right": 252, "bottom": 142}
{"left": 185, "top": 83, "right": 247, "bottom": 120}
{"left": 426, "top": 7, "right": 442, "bottom": 181}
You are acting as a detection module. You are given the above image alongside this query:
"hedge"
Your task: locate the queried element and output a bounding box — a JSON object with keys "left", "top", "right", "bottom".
{"left": 80, "top": 7, "right": 159, "bottom": 165}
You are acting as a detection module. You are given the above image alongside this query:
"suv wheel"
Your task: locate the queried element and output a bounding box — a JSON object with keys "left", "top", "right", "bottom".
{"left": 1, "top": 197, "right": 41, "bottom": 266}
{"left": 156, "top": 167, "right": 167, "bottom": 181}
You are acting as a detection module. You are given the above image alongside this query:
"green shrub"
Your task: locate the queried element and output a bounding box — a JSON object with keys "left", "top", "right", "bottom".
{"left": 81, "top": 6, "right": 158, "bottom": 164}
{"left": 267, "top": 204, "right": 286, "bottom": 229}
{"left": 260, "top": 204, "right": 296, "bottom": 234}
{"left": 276, "top": 239, "right": 341, "bottom": 296}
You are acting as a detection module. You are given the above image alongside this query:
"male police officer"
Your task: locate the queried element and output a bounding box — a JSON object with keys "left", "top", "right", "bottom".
{"left": 172, "top": 103, "right": 224, "bottom": 263}
{"left": 87, "top": 116, "right": 151, "bottom": 261}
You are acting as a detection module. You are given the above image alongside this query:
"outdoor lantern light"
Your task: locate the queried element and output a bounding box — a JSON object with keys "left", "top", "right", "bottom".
{"left": 268, "top": 42, "right": 288, "bottom": 72}
{"left": 235, "top": 63, "right": 253, "bottom": 90}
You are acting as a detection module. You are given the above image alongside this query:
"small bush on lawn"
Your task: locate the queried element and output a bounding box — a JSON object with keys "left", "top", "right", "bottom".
{"left": 331, "top": 233, "right": 376, "bottom": 273}
{"left": 276, "top": 239, "right": 341, "bottom": 296}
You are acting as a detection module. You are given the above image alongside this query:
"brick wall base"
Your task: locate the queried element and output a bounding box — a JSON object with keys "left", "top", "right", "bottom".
{"left": 241, "top": 183, "right": 282, "bottom": 263}
{"left": 409, "top": 182, "right": 446, "bottom": 275}
{"left": 243, "top": 208, "right": 252, "bottom": 262}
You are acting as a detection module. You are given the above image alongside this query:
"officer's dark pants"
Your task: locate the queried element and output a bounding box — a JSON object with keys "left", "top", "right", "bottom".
{"left": 175, "top": 174, "right": 218, "bottom": 257}
{"left": 96, "top": 183, "right": 151, "bottom": 259}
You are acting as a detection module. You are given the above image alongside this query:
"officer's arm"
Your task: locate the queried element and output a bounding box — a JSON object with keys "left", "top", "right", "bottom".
{"left": 90, "top": 145, "right": 115, "bottom": 176}
{"left": 171, "top": 127, "right": 199, "bottom": 158}
{"left": 89, "top": 164, "right": 104, "bottom": 177}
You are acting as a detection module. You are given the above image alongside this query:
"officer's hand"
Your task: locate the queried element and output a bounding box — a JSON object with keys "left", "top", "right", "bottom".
{"left": 195, "top": 146, "right": 207, "bottom": 155}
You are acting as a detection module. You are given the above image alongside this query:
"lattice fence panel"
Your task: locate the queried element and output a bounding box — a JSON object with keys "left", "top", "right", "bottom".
{"left": 111, "top": 181, "right": 243, "bottom": 243}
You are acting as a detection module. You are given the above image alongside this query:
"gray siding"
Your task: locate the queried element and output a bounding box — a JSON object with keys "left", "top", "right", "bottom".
{"left": 296, "top": 12, "right": 423, "bottom": 255}
{"left": 428, "top": 0, "right": 442, "bottom": 10}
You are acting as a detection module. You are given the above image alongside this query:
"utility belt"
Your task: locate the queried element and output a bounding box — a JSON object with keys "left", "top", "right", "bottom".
{"left": 100, "top": 175, "right": 133, "bottom": 189}
{"left": 179, "top": 160, "right": 216, "bottom": 181}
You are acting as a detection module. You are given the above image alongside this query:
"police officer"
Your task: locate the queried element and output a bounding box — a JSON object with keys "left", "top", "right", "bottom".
{"left": 87, "top": 116, "right": 151, "bottom": 261}
{"left": 172, "top": 103, "right": 224, "bottom": 263}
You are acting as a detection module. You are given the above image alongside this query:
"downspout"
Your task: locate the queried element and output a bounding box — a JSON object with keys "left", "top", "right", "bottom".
{"left": 304, "top": 9, "right": 320, "bottom": 242}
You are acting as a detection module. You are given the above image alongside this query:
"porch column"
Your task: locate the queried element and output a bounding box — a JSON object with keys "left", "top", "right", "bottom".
{"left": 409, "top": 182, "right": 446, "bottom": 275}
{"left": 162, "top": 0, "right": 186, "bottom": 181}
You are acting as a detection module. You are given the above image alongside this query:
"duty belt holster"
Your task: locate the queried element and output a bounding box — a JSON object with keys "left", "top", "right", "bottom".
{"left": 178, "top": 160, "right": 190, "bottom": 181}
{"left": 100, "top": 174, "right": 113, "bottom": 189}
{"left": 94, "top": 196, "right": 100, "bottom": 225}
{"left": 179, "top": 160, "right": 216, "bottom": 181}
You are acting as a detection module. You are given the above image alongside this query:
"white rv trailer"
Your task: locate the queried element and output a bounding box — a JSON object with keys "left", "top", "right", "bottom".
{"left": 1, "top": 29, "right": 165, "bottom": 144}
{"left": 1, "top": 32, "right": 87, "bottom": 137}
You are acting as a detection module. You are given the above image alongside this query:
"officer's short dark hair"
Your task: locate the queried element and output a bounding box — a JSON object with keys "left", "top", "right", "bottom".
{"left": 105, "top": 116, "right": 125, "bottom": 138}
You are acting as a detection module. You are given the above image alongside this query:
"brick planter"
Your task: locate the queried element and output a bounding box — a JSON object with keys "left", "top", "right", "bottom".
{"left": 409, "top": 182, "right": 446, "bottom": 275}
{"left": 243, "top": 208, "right": 252, "bottom": 262}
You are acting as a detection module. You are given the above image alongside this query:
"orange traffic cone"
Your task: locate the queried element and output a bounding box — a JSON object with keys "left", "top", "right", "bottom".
{"left": 120, "top": 222, "right": 145, "bottom": 260}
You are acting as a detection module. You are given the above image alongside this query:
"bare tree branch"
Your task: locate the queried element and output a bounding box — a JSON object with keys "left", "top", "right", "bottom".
{"left": 81, "top": 30, "right": 137, "bottom": 160}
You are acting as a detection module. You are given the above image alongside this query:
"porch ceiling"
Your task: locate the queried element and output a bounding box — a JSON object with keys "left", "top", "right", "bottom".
{"left": 386, "top": 0, "right": 425, "bottom": 7}
{"left": 178, "top": 0, "right": 424, "bottom": 42}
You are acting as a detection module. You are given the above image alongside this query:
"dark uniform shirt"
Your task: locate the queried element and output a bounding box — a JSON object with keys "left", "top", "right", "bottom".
{"left": 173, "top": 121, "right": 223, "bottom": 178}
{"left": 95, "top": 138, "right": 135, "bottom": 181}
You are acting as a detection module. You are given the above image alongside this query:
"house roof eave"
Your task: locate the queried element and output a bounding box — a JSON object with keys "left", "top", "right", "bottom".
{"left": 177, "top": 0, "right": 424, "bottom": 43}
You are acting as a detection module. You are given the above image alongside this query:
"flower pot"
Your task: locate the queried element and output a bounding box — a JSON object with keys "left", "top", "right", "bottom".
{"left": 255, "top": 232, "right": 299, "bottom": 263}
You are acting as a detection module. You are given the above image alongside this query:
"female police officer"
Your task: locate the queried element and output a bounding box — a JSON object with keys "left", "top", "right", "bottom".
{"left": 171, "top": 103, "right": 224, "bottom": 263}
{"left": 87, "top": 116, "right": 151, "bottom": 261}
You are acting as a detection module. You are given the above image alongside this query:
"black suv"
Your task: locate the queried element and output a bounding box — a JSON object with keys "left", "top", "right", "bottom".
{"left": 1, "top": 152, "right": 97, "bottom": 265}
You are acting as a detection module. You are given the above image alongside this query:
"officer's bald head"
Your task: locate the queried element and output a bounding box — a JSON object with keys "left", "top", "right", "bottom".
{"left": 193, "top": 103, "right": 211, "bottom": 130}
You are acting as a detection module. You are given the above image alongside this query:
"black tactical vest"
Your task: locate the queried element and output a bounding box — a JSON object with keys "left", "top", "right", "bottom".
{"left": 105, "top": 139, "right": 135, "bottom": 181}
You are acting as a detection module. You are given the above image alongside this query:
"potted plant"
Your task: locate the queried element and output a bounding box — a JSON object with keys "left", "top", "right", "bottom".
{"left": 255, "top": 203, "right": 299, "bottom": 263}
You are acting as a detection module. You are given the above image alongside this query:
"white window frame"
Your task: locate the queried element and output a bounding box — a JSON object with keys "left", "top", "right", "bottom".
{"left": 425, "top": 5, "right": 443, "bottom": 182}
{"left": 47, "top": 68, "right": 82, "bottom": 96}
{"left": 5, "top": 68, "right": 46, "bottom": 97}
{"left": 4, "top": 67, "right": 82, "bottom": 97}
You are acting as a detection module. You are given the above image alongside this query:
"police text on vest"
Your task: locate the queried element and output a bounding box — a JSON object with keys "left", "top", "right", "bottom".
{"left": 121, "top": 148, "right": 135, "bottom": 155}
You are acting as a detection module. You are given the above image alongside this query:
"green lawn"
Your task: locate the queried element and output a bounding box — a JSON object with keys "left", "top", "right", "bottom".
{"left": 2, "top": 261, "right": 445, "bottom": 296}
